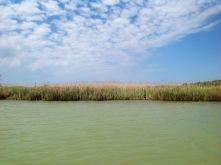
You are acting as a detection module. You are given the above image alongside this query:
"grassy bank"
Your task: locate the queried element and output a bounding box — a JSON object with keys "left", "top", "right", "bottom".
{"left": 0, "top": 81, "right": 221, "bottom": 101}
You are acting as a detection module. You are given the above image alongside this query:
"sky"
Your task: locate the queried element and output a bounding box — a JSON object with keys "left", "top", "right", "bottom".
{"left": 0, "top": 0, "right": 221, "bottom": 84}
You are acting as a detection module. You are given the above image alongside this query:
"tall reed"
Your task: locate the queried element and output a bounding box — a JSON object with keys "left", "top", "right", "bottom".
{"left": 0, "top": 81, "right": 220, "bottom": 101}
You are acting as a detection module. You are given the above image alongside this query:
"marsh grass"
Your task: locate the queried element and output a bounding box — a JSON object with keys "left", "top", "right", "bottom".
{"left": 0, "top": 81, "right": 221, "bottom": 101}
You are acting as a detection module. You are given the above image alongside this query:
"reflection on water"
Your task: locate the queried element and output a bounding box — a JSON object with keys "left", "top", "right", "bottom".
{"left": 0, "top": 101, "right": 221, "bottom": 165}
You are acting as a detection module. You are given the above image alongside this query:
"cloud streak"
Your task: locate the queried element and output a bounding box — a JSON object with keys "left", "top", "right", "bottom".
{"left": 0, "top": 0, "right": 221, "bottom": 81}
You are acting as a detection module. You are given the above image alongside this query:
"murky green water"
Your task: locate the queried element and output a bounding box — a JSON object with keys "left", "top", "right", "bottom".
{"left": 0, "top": 101, "right": 221, "bottom": 165}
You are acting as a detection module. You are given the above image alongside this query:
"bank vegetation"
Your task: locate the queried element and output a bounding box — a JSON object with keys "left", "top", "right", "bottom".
{"left": 0, "top": 81, "right": 221, "bottom": 101}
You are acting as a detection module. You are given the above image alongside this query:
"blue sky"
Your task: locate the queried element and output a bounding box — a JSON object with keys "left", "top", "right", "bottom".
{"left": 0, "top": 0, "right": 221, "bottom": 83}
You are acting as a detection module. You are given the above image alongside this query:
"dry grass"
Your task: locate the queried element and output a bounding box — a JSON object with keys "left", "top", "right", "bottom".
{"left": 0, "top": 81, "right": 221, "bottom": 101}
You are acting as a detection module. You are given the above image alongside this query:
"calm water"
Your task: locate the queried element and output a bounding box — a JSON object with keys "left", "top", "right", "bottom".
{"left": 0, "top": 101, "right": 221, "bottom": 165}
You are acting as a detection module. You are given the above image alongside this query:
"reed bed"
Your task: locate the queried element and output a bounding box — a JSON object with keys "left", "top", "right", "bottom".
{"left": 0, "top": 81, "right": 221, "bottom": 101}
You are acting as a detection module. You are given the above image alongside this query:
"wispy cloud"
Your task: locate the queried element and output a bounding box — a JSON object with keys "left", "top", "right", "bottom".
{"left": 0, "top": 0, "right": 221, "bottom": 80}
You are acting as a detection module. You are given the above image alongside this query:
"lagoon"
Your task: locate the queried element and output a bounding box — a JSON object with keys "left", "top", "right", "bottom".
{"left": 0, "top": 101, "right": 221, "bottom": 165}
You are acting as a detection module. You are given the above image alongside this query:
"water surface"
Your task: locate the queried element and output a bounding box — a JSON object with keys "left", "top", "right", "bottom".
{"left": 0, "top": 101, "right": 221, "bottom": 165}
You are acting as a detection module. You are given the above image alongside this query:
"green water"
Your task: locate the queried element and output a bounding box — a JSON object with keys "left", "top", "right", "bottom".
{"left": 0, "top": 101, "right": 221, "bottom": 165}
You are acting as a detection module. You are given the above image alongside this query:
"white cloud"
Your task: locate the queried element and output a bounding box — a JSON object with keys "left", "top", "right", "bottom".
{"left": 39, "top": 0, "right": 64, "bottom": 16}
{"left": 0, "top": 0, "right": 221, "bottom": 80}
{"left": 103, "top": 0, "right": 120, "bottom": 6}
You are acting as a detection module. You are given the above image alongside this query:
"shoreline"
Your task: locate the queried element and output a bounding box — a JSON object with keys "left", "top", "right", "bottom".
{"left": 1, "top": 81, "right": 221, "bottom": 101}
